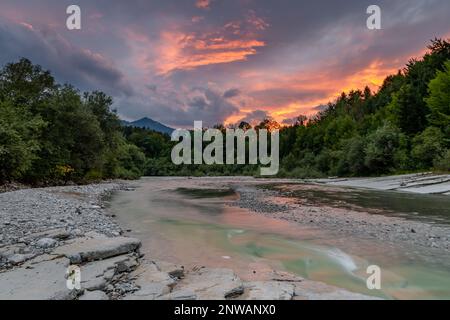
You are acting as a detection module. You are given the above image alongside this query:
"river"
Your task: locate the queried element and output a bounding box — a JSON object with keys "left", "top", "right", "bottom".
{"left": 108, "top": 177, "right": 450, "bottom": 300}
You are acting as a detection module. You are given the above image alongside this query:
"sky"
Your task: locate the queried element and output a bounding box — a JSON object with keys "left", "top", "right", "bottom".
{"left": 1, "top": 0, "right": 449, "bottom": 128}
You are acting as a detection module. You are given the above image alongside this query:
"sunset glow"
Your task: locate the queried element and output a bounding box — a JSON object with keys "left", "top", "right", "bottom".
{"left": 1, "top": 0, "right": 449, "bottom": 127}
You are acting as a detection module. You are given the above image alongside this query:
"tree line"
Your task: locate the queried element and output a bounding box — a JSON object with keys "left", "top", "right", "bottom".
{"left": 277, "top": 38, "right": 450, "bottom": 178}
{"left": 0, "top": 59, "right": 145, "bottom": 184}
{"left": 1, "top": 39, "right": 449, "bottom": 184}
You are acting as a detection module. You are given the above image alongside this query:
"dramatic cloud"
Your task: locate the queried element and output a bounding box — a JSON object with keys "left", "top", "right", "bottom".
{"left": 237, "top": 109, "right": 271, "bottom": 126}
{"left": 196, "top": 0, "right": 212, "bottom": 10}
{"left": 0, "top": 18, "right": 132, "bottom": 96}
{"left": 223, "top": 88, "right": 241, "bottom": 98}
{"left": 117, "top": 86, "right": 240, "bottom": 127}
{"left": 1, "top": 0, "right": 449, "bottom": 126}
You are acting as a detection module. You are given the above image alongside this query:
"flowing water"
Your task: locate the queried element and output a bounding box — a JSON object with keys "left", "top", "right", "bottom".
{"left": 109, "top": 177, "right": 450, "bottom": 300}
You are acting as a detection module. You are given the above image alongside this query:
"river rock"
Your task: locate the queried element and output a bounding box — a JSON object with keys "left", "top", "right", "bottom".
{"left": 28, "top": 228, "right": 71, "bottom": 241}
{"left": 153, "top": 260, "right": 185, "bottom": 279}
{"left": 173, "top": 268, "right": 244, "bottom": 300}
{"left": 124, "top": 262, "right": 175, "bottom": 300}
{"left": 80, "top": 254, "right": 137, "bottom": 291}
{"left": 36, "top": 237, "right": 58, "bottom": 249}
{"left": 7, "top": 253, "right": 35, "bottom": 265}
{"left": 54, "top": 235, "right": 141, "bottom": 263}
{"left": 0, "top": 257, "right": 77, "bottom": 300}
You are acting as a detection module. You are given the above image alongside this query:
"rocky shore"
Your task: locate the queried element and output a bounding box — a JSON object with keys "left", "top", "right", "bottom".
{"left": 0, "top": 182, "right": 376, "bottom": 300}
{"left": 233, "top": 183, "right": 450, "bottom": 253}
{"left": 309, "top": 172, "right": 450, "bottom": 195}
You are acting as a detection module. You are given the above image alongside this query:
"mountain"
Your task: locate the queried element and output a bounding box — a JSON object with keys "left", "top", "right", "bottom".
{"left": 121, "top": 117, "right": 174, "bottom": 135}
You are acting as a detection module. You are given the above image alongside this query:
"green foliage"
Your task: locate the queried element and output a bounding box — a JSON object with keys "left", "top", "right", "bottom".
{"left": 363, "top": 123, "right": 402, "bottom": 174}
{"left": 434, "top": 149, "right": 450, "bottom": 172}
{"left": 411, "top": 127, "right": 444, "bottom": 169}
{"left": 388, "top": 83, "right": 428, "bottom": 134}
{"left": 275, "top": 38, "right": 450, "bottom": 178}
{"left": 1, "top": 39, "right": 450, "bottom": 183}
{"left": 0, "top": 59, "right": 144, "bottom": 184}
{"left": 0, "top": 100, "right": 44, "bottom": 182}
{"left": 115, "top": 143, "right": 146, "bottom": 179}
{"left": 426, "top": 60, "right": 450, "bottom": 129}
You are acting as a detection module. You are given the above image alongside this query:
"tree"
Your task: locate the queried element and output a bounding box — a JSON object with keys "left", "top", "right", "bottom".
{"left": 238, "top": 121, "right": 251, "bottom": 130}
{"left": 293, "top": 115, "right": 308, "bottom": 126}
{"left": 0, "top": 58, "right": 55, "bottom": 109}
{"left": 425, "top": 60, "right": 450, "bottom": 130}
{"left": 364, "top": 123, "right": 402, "bottom": 173}
{"left": 255, "top": 119, "right": 281, "bottom": 131}
{"left": 434, "top": 149, "right": 450, "bottom": 171}
{"left": 388, "top": 83, "right": 428, "bottom": 135}
{"left": 0, "top": 59, "right": 145, "bottom": 183}
{"left": 0, "top": 100, "right": 44, "bottom": 182}
{"left": 411, "top": 127, "right": 444, "bottom": 169}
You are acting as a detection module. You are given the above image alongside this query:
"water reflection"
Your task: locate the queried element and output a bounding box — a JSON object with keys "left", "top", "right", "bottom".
{"left": 109, "top": 178, "right": 450, "bottom": 300}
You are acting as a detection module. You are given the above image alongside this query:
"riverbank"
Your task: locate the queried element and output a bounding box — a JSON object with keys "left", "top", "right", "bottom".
{"left": 0, "top": 181, "right": 376, "bottom": 300}
{"left": 109, "top": 176, "right": 450, "bottom": 299}
{"left": 233, "top": 183, "right": 450, "bottom": 253}
{"left": 2, "top": 174, "right": 449, "bottom": 300}
{"left": 308, "top": 172, "right": 450, "bottom": 195}
{"left": 0, "top": 182, "right": 143, "bottom": 299}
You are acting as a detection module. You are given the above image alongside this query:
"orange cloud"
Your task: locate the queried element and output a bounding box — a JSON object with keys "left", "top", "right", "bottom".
{"left": 196, "top": 0, "right": 211, "bottom": 10}
{"left": 153, "top": 31, "right": 265, "bottom": 74}
{"left": 340, "top": 60, "right": 398, "bottom": 93}
{"left": 224, "top": 58, "right": 406, "bottom": 125}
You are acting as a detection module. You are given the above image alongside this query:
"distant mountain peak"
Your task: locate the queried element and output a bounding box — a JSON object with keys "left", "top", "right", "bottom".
{"left": 121, "top": 117, "right": 174, "bottom": 135}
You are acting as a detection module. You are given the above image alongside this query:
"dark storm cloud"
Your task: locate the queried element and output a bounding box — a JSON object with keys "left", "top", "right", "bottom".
{"left": 237, "top": 109, "right": 271, "bottom": 126}
{"left": 0, "top": 18, "right": 132, "bottom": 96}
{"left": 223, "top": 88, "right": 241, "bottom": 98}
{"left": 250, "top": 87, "right": 331, "bottom": 106}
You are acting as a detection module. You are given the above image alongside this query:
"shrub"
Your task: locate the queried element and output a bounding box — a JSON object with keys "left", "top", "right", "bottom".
{"left": 434, "top": 149, "right": 450, "bottom": 171}
{"left": 411, "top": 127, "right": 444, "bottom": 169}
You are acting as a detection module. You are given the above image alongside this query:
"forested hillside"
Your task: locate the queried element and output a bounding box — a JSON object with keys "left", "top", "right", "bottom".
{"left": 0, "top": 59, "right": 145, "bottom": 184}
{"left": 1, "top": 39, "right": 449, "bottom": 184}
{"left": 277, "top": 38, "right": 450, "bottom": 178}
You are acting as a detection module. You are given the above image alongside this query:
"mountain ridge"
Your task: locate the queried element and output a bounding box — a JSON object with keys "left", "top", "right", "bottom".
{"left": 121, "top": 117, "right": 174, "bottom": 135}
